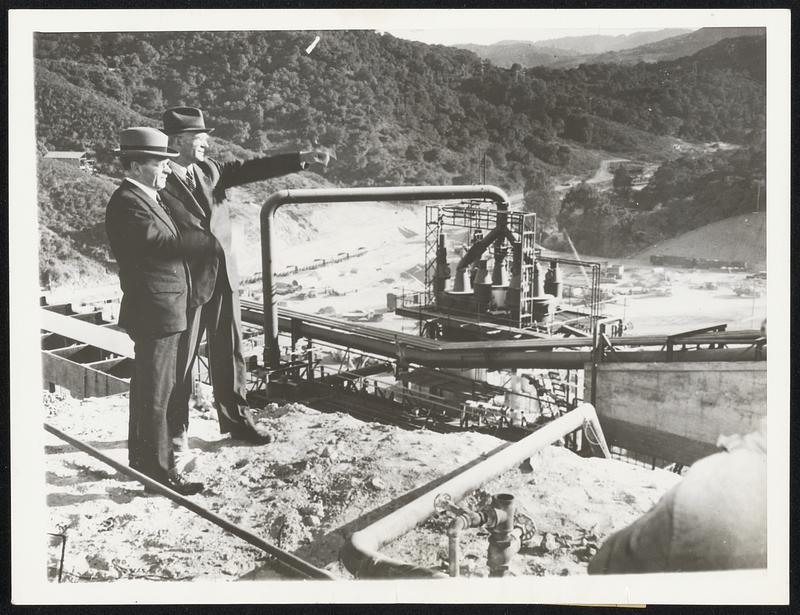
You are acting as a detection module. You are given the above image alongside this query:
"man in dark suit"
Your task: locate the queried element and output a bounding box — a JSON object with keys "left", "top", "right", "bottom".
{"left": 159, "top": 107, "right": 329, "bottom": 449}
{"left": 106, "top": 127, "right": 220, "bottom": 495}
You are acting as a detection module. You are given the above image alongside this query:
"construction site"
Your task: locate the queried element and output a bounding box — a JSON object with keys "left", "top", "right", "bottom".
{"left": 39, "top": 186, "right": 769, "bottom": 583}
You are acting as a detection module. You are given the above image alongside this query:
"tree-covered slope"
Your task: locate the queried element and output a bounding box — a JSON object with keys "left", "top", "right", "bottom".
{"left": 33, "top": 30, "right": 766, "bottom": 278}
{"left": 36, "top": 31, "right": 765, "bottom": 188}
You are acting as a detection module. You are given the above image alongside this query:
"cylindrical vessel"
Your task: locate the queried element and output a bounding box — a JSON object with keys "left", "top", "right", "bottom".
{"left": 473, "top": 259, "right": 493, "bottom": 306}
{"left": 532, "top": 261, "right": 545, "bottom": 297}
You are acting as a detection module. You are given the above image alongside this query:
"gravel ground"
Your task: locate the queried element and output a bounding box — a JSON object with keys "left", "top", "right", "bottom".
{"left": 44, "top": 390, "right": 680, "bottom": 583}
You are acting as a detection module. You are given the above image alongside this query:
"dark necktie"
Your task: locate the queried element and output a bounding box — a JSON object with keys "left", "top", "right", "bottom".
{"left": 155, "top": 193, "right": 172, "bottom": 219}
{"left": 185, "top": 166, "right": 196, "bottom": 192}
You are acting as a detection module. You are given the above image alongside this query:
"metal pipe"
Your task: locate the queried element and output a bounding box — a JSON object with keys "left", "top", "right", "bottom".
{"left": 486, "top": 493, "right": 517, "bottom": 577}
{"left": 239, "top": 303, "right": 764, "bottom": 369}
{"left": 340, "top": 403, "right": 609, "bottom": 578}
{"left": 43, "top": 423, "right": 335, "bottom": 581}
{"left": 243, "top": 302, "right": 762, "bottom": 350}
{"left": 446, "top": 510, "right": 483, "bottom": 577}
{"left": 261, "top": 186, "right": 510, "bottom": 368}
{"left": 455, "top": 222, "right": 506, "bottom": 271}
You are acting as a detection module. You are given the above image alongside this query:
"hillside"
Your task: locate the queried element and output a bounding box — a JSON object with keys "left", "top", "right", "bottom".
{"left": 636, "top": 212, "right": 766, "bottom": 267}
{"left": 575, "top": 27, "right": 765, "bottom": 67}
{"left": 36, "top": 31, "right": 764, "bottom": 181}
{"left": 34, "top": 30, "right": 765, "bottom": 282}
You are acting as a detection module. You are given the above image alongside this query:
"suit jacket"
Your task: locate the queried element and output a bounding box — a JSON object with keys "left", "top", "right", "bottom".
{"left": 160, "top": 153, "right": 302, "bottom": 307}
{"left": 105, "top": 181, "right": 218, "bottom": 337}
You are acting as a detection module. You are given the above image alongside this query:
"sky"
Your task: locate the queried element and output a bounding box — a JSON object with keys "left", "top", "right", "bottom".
{"left": 385, "top": 28, "right": 672, "bottom": 47}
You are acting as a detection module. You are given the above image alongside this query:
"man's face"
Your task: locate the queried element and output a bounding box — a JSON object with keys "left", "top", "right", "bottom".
{"left": 136, "top": 157, "right": 171, "bottom": 190}
{"left": 176, "top": 131, "right": 210, "bottom": 164}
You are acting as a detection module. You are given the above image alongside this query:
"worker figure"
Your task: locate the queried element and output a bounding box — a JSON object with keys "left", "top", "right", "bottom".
{"left": 500, "top": 406, "right": 509, "bottom": 429}
{"left": 460, "top": 404, "right": 471, "bottom": 429}
{"left": 589, "top": 420, "right": 767, "bottom": 574}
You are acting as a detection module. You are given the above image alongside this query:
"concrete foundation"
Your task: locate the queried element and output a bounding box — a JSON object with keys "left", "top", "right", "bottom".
{"left": 586, "top": 361, "right": 766, "bottom": 466}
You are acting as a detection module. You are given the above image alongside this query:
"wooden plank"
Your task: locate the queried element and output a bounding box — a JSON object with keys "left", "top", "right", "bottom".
{"left": 42, "top": 351, "right": 129, "bottom": 398}
{"left": 41, "top": 309, "right": 134, "bottom": 358}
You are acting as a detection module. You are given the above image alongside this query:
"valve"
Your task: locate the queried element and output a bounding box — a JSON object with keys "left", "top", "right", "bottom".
{"left": 438, "top": 492, "right": 535, "bottom": 578}
{"left": 434, "top": 492, "right": 472, "bottom": 518}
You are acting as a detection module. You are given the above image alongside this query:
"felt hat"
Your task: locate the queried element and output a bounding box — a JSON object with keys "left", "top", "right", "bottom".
{"left": 162, "top": 106, "right": 215, "bottom": 135}
{"left": 114, "top": 127, "right": 179, "bottom": 158}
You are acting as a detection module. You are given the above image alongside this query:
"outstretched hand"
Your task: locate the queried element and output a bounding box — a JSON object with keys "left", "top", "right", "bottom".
{"left": 300, "top": 149, "right": 331, "bottom": 169}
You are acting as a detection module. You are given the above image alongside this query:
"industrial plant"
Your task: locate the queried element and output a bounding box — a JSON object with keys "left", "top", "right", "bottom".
{"left": 40, "top": 186, "right": 767, "bottom": 581}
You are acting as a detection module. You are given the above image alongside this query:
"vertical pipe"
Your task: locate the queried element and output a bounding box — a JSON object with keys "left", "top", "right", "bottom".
{"left": 487, "top": 493, "right": 516, "bottom": 577}
{"left": 448, "top": 531, "right": 461, "bottom": 577}
{"left": 590, "top": 322, "right": 600, "bottom": 407}
{"left": 261, "top": 207, "right": 281, "bottom": 368}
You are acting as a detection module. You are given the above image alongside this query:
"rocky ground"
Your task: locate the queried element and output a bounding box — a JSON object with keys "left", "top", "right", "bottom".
{"left": 44, "top": 390, "right": 681, "bottom": 583}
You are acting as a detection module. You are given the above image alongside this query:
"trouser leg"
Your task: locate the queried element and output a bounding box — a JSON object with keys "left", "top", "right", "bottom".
{"left": 204, "top": 282, "right": 250, "bottom": 434}
{"left": 129, "top": 331, "right": 181, "bottom": 481}
{"left": 169, "top": 305, "right": 203, "bottom": 452}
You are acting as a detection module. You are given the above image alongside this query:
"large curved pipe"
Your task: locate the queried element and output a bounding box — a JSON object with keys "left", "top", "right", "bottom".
{"left": 239, "top": 302, "right": 764, "bottom": 369}
{"left": 261, "top": 186, "right": 510, "bottom": 367}
{"left": 341, "top": 403, "right": 608, "bottom": 578}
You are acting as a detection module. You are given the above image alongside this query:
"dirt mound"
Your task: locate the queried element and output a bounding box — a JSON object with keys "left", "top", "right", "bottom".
{"left": 44, "top": 392, "right": 679, "bottom": 582}
{"left": 636, "top": 212, "right": 766, "bottom": 267}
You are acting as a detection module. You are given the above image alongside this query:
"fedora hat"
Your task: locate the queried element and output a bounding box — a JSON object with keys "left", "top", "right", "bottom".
{"left": 114, "top": 127, "right": 179, "bottom": 158}
{"left": 162, "top": 106, "right": 215, "bottom": 135}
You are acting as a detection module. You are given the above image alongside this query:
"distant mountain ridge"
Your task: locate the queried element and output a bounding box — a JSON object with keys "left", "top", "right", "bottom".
{"left": 460, "top": 27, "right": 764, "bottom": 69}
{"left": 532, "top": 29, "right": 693, "bottom": 54}
{"left": 581, "top": 26, "right": 766, "bottom": 66}
{"left": 458, "top": 28, "right": 691, "bottom": 67}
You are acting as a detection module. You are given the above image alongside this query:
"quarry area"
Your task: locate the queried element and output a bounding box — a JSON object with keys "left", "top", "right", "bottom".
{"left": 44, "top": 391, "right": 680, "bottom": 582}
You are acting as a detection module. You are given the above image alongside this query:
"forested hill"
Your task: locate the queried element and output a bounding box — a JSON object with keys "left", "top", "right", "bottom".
{"left": 34, "top": 30, "right": 765, "bottom": 285}
{"left": 584, "top": 27, "right": 765, "bottom": 67}
{"left": 36, "top": 30, "right": 764, "bottom": 190}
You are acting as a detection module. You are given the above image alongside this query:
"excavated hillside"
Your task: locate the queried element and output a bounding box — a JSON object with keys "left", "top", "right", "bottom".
{"left": 636, "top": 212, "right": 766, "bottom": 268}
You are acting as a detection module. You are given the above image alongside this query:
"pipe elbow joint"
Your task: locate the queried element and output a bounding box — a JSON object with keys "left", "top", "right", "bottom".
{"left": 447, "top": 510, "right": 484, "bottom": 537}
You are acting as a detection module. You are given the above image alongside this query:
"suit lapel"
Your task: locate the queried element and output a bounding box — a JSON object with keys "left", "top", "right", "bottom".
{"left": 123, "top": 180, "right": 179, "bottom": 237}
{"left": 192, "top": 165, "right": 214, "bottom": 214}
{"left": 164, "top": 161, "right": 210, "bottom": 218}
{"left": 164, "top": 169, "right": 207, "bottom": 219}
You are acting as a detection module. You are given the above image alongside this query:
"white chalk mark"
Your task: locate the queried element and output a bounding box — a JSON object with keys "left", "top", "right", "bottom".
{"left": 305, "top": 36, "right": 320, "bottom": 54}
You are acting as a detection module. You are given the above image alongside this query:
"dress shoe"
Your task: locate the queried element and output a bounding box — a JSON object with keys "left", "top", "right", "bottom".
{"left": 228, "top": 408, "right": 274, "bottom": 444}
{"left": 144, "top": 472, "right": 204, "bottom": 496}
